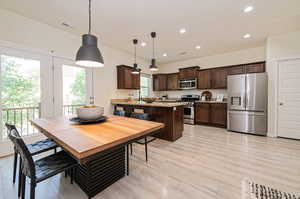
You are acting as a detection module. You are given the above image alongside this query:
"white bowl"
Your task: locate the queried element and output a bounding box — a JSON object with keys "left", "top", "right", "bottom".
{"left": 76, "top": 106, "right": 104, "bottom": 120}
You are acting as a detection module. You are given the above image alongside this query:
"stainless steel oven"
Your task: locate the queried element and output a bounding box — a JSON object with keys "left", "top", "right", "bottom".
{"left": 181, "top": 95, "right": 200, "bottom": 124}
{"left": 183, "top": 105, "right": 194, "bottom": 124}
{"left": 179, "top": 79, "right": 197, "bottom": 90}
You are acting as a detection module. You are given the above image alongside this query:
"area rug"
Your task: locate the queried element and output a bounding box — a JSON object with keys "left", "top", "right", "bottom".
{"left": 242, "top": 179, "right": 300, "bottom": 199}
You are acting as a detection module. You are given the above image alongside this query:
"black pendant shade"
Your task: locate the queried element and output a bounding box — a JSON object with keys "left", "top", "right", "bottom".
{"left": 76, "top": 34, "right": 104, "bottom": 67}
{"left": 76, "top": 0, "right": 104, "bottom": 68}
{"left": 149, "top": 32, "right": 158, "bottom": 71}
{"left": 132, "top": 39, "right": 140, "bottom": 74}
{"left": 149, "top": 58, "right": 158, "bottom": 71}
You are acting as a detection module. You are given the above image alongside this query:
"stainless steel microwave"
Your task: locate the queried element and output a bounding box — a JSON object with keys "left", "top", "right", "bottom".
{"left": 179, "top": 79, "right": 197, "bottom": 89}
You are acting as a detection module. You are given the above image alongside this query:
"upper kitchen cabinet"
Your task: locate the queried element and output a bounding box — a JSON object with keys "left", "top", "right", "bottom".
{"left": 211, "top": 67, "right": 228, "bottom": 89}
{"left": 198, "top": 69, "right": 211, "bottom": 89}
{"left": 167, "top": 73, "right": 179, "bottom": 90}
{"left": 228, "top": 62, "right": 265, "bottom": 75}
{"left": 179, "top": 66, "right": 200, "bottom": 80}
{"left": 245, "top": 62, "right": 265, "bottom": 73}
{"left": 153, "top": 74, "right": 168, "bottom": 91}
{"left": 117, "top": 65, "right": 140, "bottom": 89}
{"left": 227, "top": 65, "right": 245, "bottom": 75}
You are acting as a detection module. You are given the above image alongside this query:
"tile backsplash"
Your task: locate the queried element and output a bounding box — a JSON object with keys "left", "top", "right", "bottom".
{"left": 154, "top": 89, "right": 227, "bottom": 99}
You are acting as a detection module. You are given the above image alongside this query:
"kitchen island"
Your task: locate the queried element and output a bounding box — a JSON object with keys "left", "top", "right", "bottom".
{"left": 111, "top": 99, "right": 186, "bottom": 141}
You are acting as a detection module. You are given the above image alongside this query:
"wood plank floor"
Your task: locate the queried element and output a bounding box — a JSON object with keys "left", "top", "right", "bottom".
{"left": 1, "top": 125, "right": 300, "bottom": 199}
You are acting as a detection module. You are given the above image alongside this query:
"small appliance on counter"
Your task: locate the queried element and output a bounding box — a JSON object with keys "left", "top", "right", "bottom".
{"left": 181, "top": 95, "right": 200, "bottom": 124}
{"left": 227, "top": 73, "right": 267, "bottom": 135}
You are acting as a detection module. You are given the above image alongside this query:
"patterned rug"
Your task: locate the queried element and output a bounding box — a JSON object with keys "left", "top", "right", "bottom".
{"left": 242, "top": 179, "right": 300, "bottom": 199}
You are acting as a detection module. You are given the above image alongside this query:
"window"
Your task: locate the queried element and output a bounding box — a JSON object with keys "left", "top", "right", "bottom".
{"left": 140, "top": 74, "right": 151, "bottom": 98}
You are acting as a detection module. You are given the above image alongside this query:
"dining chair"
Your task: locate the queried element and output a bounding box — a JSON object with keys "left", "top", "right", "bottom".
{"left": 5, "top": 123, "right": 58, "bottom": 196}
{"left": 129, "top": 112, "right": 156, "bottom": 162}
{"left": 8, "top": 127, "right": 77, "bottom": 199}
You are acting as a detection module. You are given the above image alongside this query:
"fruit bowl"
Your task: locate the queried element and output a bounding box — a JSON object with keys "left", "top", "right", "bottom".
{"left": 76, "top": 105, "right": 104, "bottom": 120}
{"left": 142, "top": 98, "right": 157, "bottom": 103}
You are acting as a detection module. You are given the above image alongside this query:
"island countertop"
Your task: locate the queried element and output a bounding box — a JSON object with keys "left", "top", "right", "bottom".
{"left": 111, "top": 99, "right": 187, "bottom": 107}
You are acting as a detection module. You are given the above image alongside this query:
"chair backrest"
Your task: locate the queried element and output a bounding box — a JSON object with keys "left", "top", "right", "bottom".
{"left": 7, "top": 124, "right": 36, "bottom": 179}
{"left": 130, "top": 112, "right": 150, "bottom": 121}
{"left": 113, "top": 110, "right": 126, "bottom": 117}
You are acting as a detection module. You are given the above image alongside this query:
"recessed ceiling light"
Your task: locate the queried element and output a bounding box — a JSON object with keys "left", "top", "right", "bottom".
{"left": 195, "top": 45, "right": 201, "bottom": 49}
{"left": 141, "top": 42, "right": 146, "bottom": 47}
{"left": 163, "top": 53, "right": 167, "bottom": 57}
{"left": 179, "top": 28, "right": 186, "bottom": 34}
{"left": 244, "top": 6, "right": 254, "bottom": 13}
{"left": 243, "top": 34, "right": 251, "bottom": 39}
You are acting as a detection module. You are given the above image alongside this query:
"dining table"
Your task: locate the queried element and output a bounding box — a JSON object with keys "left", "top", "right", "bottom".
{"left": 30, "top": 115, "right": 164, "bottom": 199}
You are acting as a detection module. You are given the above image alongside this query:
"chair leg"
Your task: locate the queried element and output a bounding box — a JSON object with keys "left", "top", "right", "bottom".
{"left": 130, "top": 143, "right": 133, "bottom": 155}
{"left": 18, "top": 158, "right": 22, "bottom": 197}
{"left": 145, "top": 137, "right": 148, "bottom": 162}
{"left": 126, "top": 145, "right": 129, "bottom": 176}
{"left": 21, "top": 174, "right": 26, "bottom": 199}
{"left": 70, "top": 169, "right": 73, "bottom": 184}
{"left": 13, "top": 151, "right": 18, "bottom": 183}
{"left": 30, "top": 180, "right": 36, "bottom": 199}
{"left": 65, "top": 171, "right": 67, "bottom": 178}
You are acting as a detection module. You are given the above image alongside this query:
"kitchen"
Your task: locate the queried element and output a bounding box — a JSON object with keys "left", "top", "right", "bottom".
{"left": 112, "top": 61, "right": 267, "bottom": 138}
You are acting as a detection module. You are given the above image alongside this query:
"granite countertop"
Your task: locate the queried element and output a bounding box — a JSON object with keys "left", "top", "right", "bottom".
{"left": 195, "top": 100, "right": 227, "bottom": 104}
{"left": 111, "top": 99, "right": 188, "bottom": 107}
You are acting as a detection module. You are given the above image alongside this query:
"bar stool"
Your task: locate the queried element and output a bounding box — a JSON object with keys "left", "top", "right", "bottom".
{"left": 129, "top": 112, "right": 156, "bottom": 162}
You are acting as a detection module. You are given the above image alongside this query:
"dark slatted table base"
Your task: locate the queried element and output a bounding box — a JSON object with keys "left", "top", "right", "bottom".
{"left": 75, "top": 147, "right": 126, "bottom": 198}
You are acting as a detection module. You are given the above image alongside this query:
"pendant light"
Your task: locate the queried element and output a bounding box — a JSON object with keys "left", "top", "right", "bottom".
{"left": 76, "top": 0, "right": 104, "bottom": 67}
{"left": 149, "top": 32, "right": 158, "bottom": 71}
{"left": 132, "top": 39, "right": 140, "bottom": 74}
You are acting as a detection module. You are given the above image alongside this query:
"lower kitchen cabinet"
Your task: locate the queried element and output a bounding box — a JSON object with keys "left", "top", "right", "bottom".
{"left": 210, "top": 104, "right": 227, "bottom": 127}
{"left": 195, "top": 103, "right": 210, "bottom": 123}
{"left": 195, "top": 103, "right": 227, "bottom": 128}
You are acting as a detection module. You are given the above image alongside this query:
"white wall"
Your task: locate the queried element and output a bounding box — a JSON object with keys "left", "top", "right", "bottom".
{"left": 0, "top": 9, "right": 152, "bottom": 156}
{"left": 266, "top": 30, "right": 300, "bottom": 137}
{"left": 0, "top": 9, "right": 152, "bottom": 115}
{"left": 156, "top": 46, "right": 266, "bottom": 99}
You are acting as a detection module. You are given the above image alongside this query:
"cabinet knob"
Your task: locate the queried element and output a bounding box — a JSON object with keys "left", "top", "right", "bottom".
{"left": 279, "top": 102, "right": 284, "bottom": 106}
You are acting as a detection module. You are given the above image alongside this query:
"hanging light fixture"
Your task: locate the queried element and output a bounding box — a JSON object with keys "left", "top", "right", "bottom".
{"left": 149, "top": 32, "right": 158, "bottom": 71}
{"left": 76, "top": 0, "right": 104, "bottom": 67}
{"left": 132, "top": 39, "right": 140, "bottom": 74}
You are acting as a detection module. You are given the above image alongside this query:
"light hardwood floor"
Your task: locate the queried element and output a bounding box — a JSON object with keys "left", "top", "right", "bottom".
{"left": 1, "top": 125, "right": 300, "bottom": 199}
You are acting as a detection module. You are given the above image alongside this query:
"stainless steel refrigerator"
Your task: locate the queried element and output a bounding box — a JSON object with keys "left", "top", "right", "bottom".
{"left": 227, "top": 73, "right": 267, "bottom": 135}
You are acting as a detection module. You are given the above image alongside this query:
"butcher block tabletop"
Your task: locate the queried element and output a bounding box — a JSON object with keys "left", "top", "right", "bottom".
{"left": 31, "top": 115, "right": 164, "bottom": 163}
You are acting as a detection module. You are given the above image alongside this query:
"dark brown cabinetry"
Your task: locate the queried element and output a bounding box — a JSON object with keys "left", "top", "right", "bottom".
{"left": 198, "top": 69, "right": 211, "bottom": 89}
{"left": 117, "top": 65, "right": 140, "bottom": 89}
{"left": 153, "top": 74, "right": 168, "bottom": 91}
{"left": 195, "top": 103, "right": 210, "bottom": 123}
{"left": 195, "top": 103, "right": 227, "bottom": 128}
{"left": 167, "top": 73, "right": 179, "bottom": 90}
{"left": 227, "top": 65, "right": 245, "bottom": 75}
{"left": 210, "top": 104, "right": 227, "bottom": 127}
{"left": 179, "top": 66, "right": 200, "bottom": 80}
{"left": 245, "top": 62, "right": 265, "bottom": 73}
{"left": 227, "top": 62, "right": 265, "bottom": 75}
{"left": 114, "top": 105, "right": 184, "bottom": 141}
{"left": 211, "top": 67, "right": 228, "bottom": 89}
{"left": 152, "top": 62, "right": 265, "bottom": 91}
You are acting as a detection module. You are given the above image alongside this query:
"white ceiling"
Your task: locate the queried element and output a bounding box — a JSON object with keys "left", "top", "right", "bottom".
{"left": 1, "top": 0, "right": 300, "bottom": 64}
